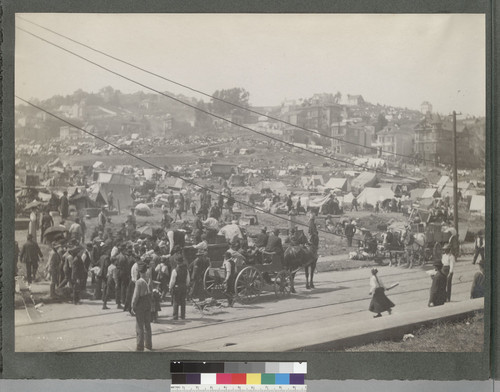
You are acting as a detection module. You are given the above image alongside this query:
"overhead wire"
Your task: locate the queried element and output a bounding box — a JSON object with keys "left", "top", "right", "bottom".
{"left": 15, "top": 95, "right": 348, "bottom": 239}
{"left": 16, "top": 24, "right": 465, "bottom": 193}
{"left": 16, "top": 25, "right": 419, "bottom": 182}
{"left": 16, "top": 15, "right": 441, "bottom": 165}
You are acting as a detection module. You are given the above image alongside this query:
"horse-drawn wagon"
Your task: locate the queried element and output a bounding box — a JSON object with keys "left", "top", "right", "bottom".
{"left": 202, "top": 249, "right": 295, "bottom": 304}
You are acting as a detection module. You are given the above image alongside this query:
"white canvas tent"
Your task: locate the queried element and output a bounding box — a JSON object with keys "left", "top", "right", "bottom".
{"left": 356, "top": 187, "right": 394, "bottom": 206}
{"left": 469, "top": 195, "right": 485, "bottom": 215}
{"left": 255, "top": 181, "right": 288, "bottom": 195}
{"left": 324, "top": 178, "right": 349, "bottom": 192}
{"left": 351, "top": 172, "right": 378, "bottom": 190}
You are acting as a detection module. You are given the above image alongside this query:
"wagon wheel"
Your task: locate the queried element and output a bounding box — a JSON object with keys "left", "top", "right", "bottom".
{"left": 203, "top": 268, "right": 225, "bottom": 297}
{"left": 235, "top": 266, "right": 263, "bottom": 304}
{"left": 274, "top": 270, "right": 292, "bottom": 298}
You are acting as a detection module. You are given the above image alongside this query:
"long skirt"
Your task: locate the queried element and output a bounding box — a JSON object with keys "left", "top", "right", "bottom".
{"left": 369, "top": 287, "right": 395, "bottom": 314}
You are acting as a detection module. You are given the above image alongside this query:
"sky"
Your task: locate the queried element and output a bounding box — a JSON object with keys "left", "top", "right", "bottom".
{"left": 15, "top": 13, "right": 486, "bottom": 116}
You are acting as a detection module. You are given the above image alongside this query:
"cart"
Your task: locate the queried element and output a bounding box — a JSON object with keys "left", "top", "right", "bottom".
{"left": 203, "top": 250, "right": 293, "bottom": 305}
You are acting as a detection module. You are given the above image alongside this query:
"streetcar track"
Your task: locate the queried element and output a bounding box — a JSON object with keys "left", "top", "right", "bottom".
{"left": 16, "top": 264, "right": 474, "bottom": 333}
{"left": 57, "top": 279, "right": 475, "bottom": 352}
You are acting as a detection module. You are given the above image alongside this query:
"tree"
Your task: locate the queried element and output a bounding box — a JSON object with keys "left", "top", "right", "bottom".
{"left": 375, "top": 113, "right": 388, "bottom": 132}
{"left": 194, "top": 100, "right": 215, "bottom": 131}
{"left": 334, "top": 91, "right": 342, "bottom": 104}
{"left": 210, "top": 87, "right": 250, "bottom": 117}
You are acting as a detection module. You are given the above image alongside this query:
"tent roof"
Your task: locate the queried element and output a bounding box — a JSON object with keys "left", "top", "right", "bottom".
{"left": 421, "top": 188, "right": 438, "bottom": 199}
{"left": 97, "top": 172, "right": 134, "bottom": 185}
{"left": 255, "top": 181, "right": 288, "bottom": 194}
{"left": 356, "top": 187, "right": 394, "bottom": 206}
{"left": 469, "top": 195, "right": 485, "bottom": 214}
{"left": 352, "top": 172, "right": 377, "bottom": 188}
{"left": 437, "top": 175, "right": 450, "bottom": 188}
{"left": 324, "top": 178, "right": 347, "bottom": 189}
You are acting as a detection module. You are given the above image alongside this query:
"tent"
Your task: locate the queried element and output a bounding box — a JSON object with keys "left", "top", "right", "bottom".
{"left": 469, "top": 195, "right": 485, "bottom": 215}
{"left": 342, "top": 192, "right": 355, "bottom": 205}
{"left": 421, "top": 188, "right": 439, "bottom": 199}
{"left": 88, "top": 182, "right": 133, "bottom": 210}
{"left": 356, "top": 187, "right": 394, "bottom": 207}
{"left": 301, "top": 175, "right": 324, "bottom": 189}
{"left": 307, "top": 194, "right": 331, "bottom": 208}
{"left": 351, "top": 172, "right": 378, "bottom": 190}
{"left": 255, "top": 181, "right": 288, "bottom": 195}
{"left": 436, "top": 176, "right": 451, "bottom": 192}
{"left": 158, "top": 177, "right": 185, "bottom": 190}
{"left": 135, "top": 203, "right": 152, "bottom": 216}
{"left": 324, "top": 178, "right": 348, "bottom": 192}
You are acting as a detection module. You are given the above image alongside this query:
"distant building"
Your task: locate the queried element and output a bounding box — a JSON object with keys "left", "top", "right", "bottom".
{"left": 343, "top": 94, "right": 365, "bottom": 106}
{"left": 210, "top": 162, "right": 237, "bottom": 179}
{"left": 60, "top": 126, "right": 81, "bottom": 140}
{"left": 330, "top": 121, "right": 372, "bottom": 155}
{"left": 373, "top": 125, "right": 414, "bottom": 157}
{"left": 421, "top": 101, "right": 433, "bottom": 114}
{"left": 414, "top": 113, "right": 482, "bottom": 167}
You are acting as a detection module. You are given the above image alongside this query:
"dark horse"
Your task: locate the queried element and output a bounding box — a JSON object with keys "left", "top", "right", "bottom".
{"left": 284, "top": 244, "right": 318, "bottom": 292}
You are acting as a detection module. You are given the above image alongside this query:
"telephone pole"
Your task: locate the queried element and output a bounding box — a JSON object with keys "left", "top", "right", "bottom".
{"left": 452, "top": 111, "right": 459, "bottom": 236}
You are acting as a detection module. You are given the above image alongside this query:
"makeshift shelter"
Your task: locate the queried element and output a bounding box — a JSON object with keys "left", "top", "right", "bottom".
{"left": 436, "top": 175, "right": 451, "bottom": 193}
{"left": 228, "top": 174, "right": 246, "bottom": 187}
{"left": 351, "top": 172, "right": 378, "bottom": 190}
{"left": 324, "top": 177, "right": 349, "bottom": 192}
{"left": 301, "top": 175, "right": 324, "bottom": 189}
{"left": 88, "top": 182, "right": 133, "bottom": 210}
{"left": 410, "top": 188, "right": 426, "bottom": 200}
{"left": 356, "top": 187, "right": 394, "bottom": 207}
{"left": 158, "top": 177, "right": 185, "bottom": 191}
{"left": 69, "top": 192, "right": 97, "bottom": 211}
{"left": 255, "top": 181, "right": 288, "bottom": 195}
{"left": 469, "top": 195, "right": 485, "bottom": 215}
{"left": 135, "top": 203, "right": 153, "bottom": 216}
{"left": 307, "top": 194, "right": 331, "bottom": 209}
{"left": 420, "top": 188, "right": 439, "bottom": 199}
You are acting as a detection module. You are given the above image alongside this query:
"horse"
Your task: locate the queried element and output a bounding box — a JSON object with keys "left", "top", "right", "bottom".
{"left": 402, "top": 229, "right": 426, "bottom": 268}
{"left": 283, "top": 244, "right": 318, "bottom": 291}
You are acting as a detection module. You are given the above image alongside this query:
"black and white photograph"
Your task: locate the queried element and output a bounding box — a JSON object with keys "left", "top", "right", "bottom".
{"left": 13, "top": 13, "right": 486, "bottom": 353}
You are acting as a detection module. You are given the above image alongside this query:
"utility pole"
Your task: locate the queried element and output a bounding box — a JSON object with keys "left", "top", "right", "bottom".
{"left": 452, "top": 111, "right": 459, "bottom": 237}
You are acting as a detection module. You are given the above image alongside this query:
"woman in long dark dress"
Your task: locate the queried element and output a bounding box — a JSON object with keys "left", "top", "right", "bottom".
{"left": 369, "top": 268, "right": 395, "bottom": 318}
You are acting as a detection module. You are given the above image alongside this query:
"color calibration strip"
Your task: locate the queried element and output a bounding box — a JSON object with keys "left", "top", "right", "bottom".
{"left": 171, "top": 362, "right": 307, "bottom": 389}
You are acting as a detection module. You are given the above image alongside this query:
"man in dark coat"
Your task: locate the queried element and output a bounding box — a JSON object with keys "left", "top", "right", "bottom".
{"left": 20, "top": 234, "right": 43, "bottom": 285}
{"left": 344, "top": 221, "right": 356, "bottom": 247}
{"left": 169, "top": 249, "right": 190, "bottom": 320}
{"left": 189, "top": 249, "right": 210, "bottom": 300}
{"left": 70, "top": 245, "right": 86, "bottom": 305}
{"left": 428, "top": 260, "right": 447, "bottom": 307}
{"left": 254, "top": 227, "right": 269, "bottom": 249}
{"left": 115, "top": 244, "right": 130, "bottom": 309}
{"left": 60, "top": 191, "right": 69, "bottom": 220}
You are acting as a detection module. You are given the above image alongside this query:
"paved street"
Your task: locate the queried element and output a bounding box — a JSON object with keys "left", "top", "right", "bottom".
{"left": 15, "top": 256, "right": 482, "bottom": 352}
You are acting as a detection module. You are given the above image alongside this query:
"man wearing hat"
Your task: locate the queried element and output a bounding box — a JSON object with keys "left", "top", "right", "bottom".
{"left": 48, "top": 241, "right": 62, "bottom": 298}
{"left": 161, "top": 209, "right": 173, "bottom": 231}
{"left": 222, "top": 251, "right": 236, "bottom": 307}
{"left": 70, "top": 243, "right": 86, "bottom": 305}
{"left": 115, "top": 243, "right": 130, "bottom": 309}
{"left": 473, "top": 230, "right": 485, "bottom": 265}
{"left": 132, "top": 262, "right": 153, "bottom": 351}
{"left": 169, "top": 249, "right": 190, "bottom": 320}
{"left": 428, "top": 259, "right": 447, "bottom": 307}
{"left": 470, "top": 260, "right": 485, "bottom": 299}
{"left": 344, "top": 220, "right": 356, "bottom": 247}
{"left": 20, "top": 233, "right": 43, "bottom": 285}
{"left": 60, "top": 190, "right": 69, "bottom": 220}
{"left": 441, "top": 243, "right": 455, "bottom": 302}
{"left": 192, "top": 211, "right": 204, "bottom": 244}
{"left": 69, "top": 218, "right": 84, "bottom": 244}
{"left": 189, "top": 248, "right": 210, "bottom": 301}
{"left": 98, "top": 207, "right": 107, "bottom": 232}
